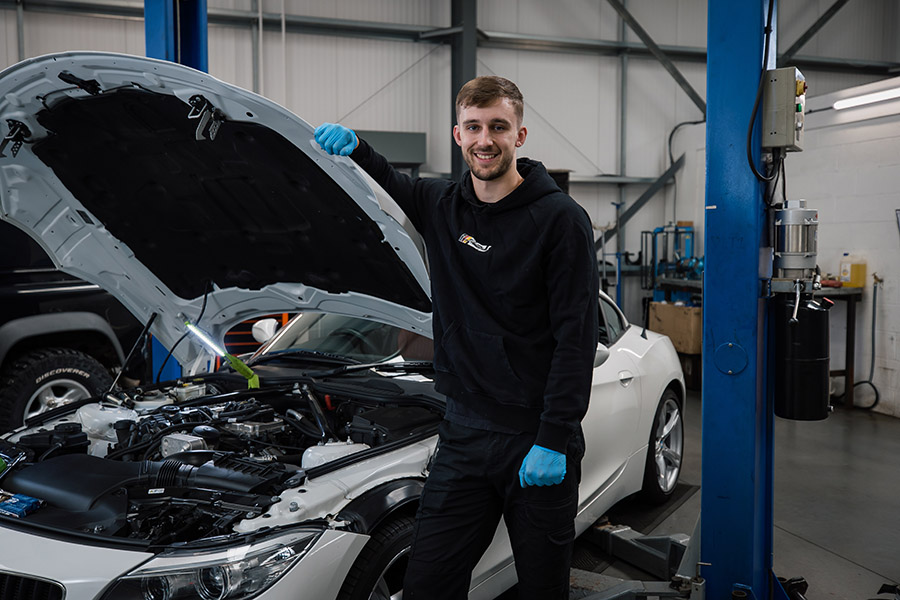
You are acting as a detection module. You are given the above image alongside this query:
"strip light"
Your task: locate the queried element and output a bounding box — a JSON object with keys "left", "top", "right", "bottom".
{"left": 185, "top": 322, "right": 226, "bottom": 357}
{"left": 833, "top": 87, "right": 900, "bottom": 110}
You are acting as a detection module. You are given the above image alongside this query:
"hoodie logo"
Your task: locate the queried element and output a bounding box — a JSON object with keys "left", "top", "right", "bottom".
{"left": 458, "top": 233, "right": 492, "bottom": 253}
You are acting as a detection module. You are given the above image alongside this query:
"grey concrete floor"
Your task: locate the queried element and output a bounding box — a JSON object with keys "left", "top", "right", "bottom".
{"left": 572, "top": 390, "right": 900, "bottom": 600}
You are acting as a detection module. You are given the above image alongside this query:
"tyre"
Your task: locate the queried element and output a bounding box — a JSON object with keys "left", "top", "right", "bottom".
{"left": 0, "top": 348, "right": 112, "bottom": 430}
{"left": 640, "top": 388, "right": 684, "bottom": 504}
{"left": 337, "top": 515, "right": 415, "bottom": 600}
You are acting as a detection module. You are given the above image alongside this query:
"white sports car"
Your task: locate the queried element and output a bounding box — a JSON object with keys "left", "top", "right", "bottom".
{"left": 0, "top": 52, "right": 684, "bottom": 600}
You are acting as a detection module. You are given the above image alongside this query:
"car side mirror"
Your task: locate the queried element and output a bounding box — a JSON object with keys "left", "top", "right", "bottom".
{"left": 593, "top": 343, "right": 610, "bottom": 368}
{"left": 251, "top": 318, "right": 280, "bottom": 343}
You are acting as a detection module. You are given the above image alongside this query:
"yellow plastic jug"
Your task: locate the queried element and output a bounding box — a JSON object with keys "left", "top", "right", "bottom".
{"left": 839, "top": 253, "right": 866, "bottom": 287}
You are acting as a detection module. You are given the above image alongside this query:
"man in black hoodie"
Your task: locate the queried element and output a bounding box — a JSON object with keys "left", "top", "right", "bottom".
{"left": 315, "top": 76, "right": 599, "bottom": 600}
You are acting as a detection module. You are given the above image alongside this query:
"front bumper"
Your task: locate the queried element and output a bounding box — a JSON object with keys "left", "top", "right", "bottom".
{"left": 0, "top": 526, "right": 369, "bottom": 600}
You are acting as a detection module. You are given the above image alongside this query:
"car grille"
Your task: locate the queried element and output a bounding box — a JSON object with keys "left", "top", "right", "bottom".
{"left": 0, "top": 573, "right": 64, "bottom": 600}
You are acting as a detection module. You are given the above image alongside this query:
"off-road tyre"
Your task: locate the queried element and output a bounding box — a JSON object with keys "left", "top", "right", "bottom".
{"left": 337, "top": 515, "right": 416, "bottom": 600}
{"left": 0, "top": 348, "right": 112, "bottom": 431}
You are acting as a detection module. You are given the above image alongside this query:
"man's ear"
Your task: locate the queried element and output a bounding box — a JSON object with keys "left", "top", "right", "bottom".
{"left": 516, "top": 125, "right": 527, "bottom": 148}
{"left": 453, "top": 125, "right": 462, "bottom": 147}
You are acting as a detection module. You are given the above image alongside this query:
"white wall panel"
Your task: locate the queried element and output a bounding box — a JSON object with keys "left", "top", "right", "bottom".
{"left": 0, "top": 10, "right": 21, "bottom": 71}
{"left": 475, "top": 47, "right": 520, "bottom": 81}
{"left": 260, "top": 32, "right": 450, "bottom": 174}
{"left": 477, "top": 0, "right": 707, "bottom": 46}
{"left": 667, "top": 124, "right": 705, "bottom": 250}
{"left": 478, "top": 0, "right": 619, "bottom": 39}
{"left": 624, "top": 60, "right": 672, "bottom": 177}
{"left": 570, "top": 183, "right": 619, "bottom": 233}
{"left": 804, "top": 70, "right": 886, "bottom": 98}
{"left": 208, "top": 24, "right": 256, "bottom": 90}
{"left": 225, "top": 0, "right": 448, "bottom": 26}
{"left": 779, "top": 0, "right": 898, "bottom": 62}
{"left": 18, "top": 11, "right": 144, "bottom": 61}
{"left": 623, "top": 0, "right": 675, "bottom": 45}
{"left": 623, "top": 59, "right": 704, "bottom": 179}
{"left": 625, "top": 0, "right": 707, "bottom": 47}
{"left": 478, "top": 0, "right": 519, "bottom": 33}
{"left": 517, "top": 0, "right": 615, "bottom": 40}
{"left": 427, "top": 45, "right": 453, "bottom": 173}
{"left": 478, "top": 49, "right": 619, "bottom": 175}
{"left": 890, "top": 1, "right": 900, "bottom": 60}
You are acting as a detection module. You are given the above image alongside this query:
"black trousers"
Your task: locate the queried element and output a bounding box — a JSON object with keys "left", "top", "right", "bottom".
{"left": 403, "top": 420, "right": 585, "bottom": 600}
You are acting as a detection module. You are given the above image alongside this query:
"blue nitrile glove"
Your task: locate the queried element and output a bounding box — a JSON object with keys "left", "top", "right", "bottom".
{"left": 314, "top": 123, "right": 358, "bottom": 156}
{"left": 518, "top": 445, "right": 567, "bottom": 487}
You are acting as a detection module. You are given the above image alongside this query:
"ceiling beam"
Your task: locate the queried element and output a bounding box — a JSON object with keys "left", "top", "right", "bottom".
{"left": 605, "top": 0, "right": 706, "bottom": 116}
{"left": 3, "top": 0, "right": 898, "bottom": 77}
{"left": 781, "top": 0, "right": 852, "bottom": 65}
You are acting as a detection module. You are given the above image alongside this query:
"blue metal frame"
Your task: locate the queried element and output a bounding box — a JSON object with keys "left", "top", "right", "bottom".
{"left": 145, "top": 0, "right": 208, "bottom": 380}
{"left": 144, "top": 0, "right": 208, "bottom": 72}
{"left": 702, "top": 1, "right": 775, "bottom": 598}
{"left": 645, "top": 225, "right": 700, "bottom": 303}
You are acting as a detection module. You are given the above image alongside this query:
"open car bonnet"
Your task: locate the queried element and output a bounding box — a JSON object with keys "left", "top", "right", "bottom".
{"left": 0, "top": 52, "right": 432, "bottom": 368}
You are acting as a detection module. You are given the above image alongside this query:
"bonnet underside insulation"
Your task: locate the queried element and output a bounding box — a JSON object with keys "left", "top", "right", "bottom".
{"left": 32, "top": 88, "right": 431, "bottom": 313}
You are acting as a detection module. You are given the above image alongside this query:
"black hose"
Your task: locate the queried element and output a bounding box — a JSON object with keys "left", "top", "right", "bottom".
{"left": 155, "top": 281, "right": 212, "bottom": 383}
{"left": 283, "top": 411, "right": 324, "bottom": 439}
{"left": 853, "top": 279, "right": 880, "bottom": 409}
{"left": 746, "top": 0, "right": 781, "bottom": 183}
{"left": 155, "top": 331, "right": 189, "bottom": 383}
{"left": 38, "top": 442, "right": 64, "bottom": 462}
{"left": 832, "top": 278, "right": 880, "bottom": 409}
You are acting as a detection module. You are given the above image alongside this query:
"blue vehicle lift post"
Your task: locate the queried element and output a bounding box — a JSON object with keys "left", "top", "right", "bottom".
{"left": 702, "top": 1, "right": 785, "bottom": 599}
{"left": 145, "top": 0, "right": 208, "bottom": 72}
{"left": 144, "top": 0, "right": 208, "bottom": 381}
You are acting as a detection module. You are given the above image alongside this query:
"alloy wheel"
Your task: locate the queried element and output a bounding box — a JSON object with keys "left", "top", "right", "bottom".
{"left": 654, "top": 396, "right": 683, "bottom": 493}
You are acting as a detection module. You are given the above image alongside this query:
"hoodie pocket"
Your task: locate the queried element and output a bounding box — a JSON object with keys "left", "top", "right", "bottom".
{"left": 437, "top": 323, "right": 528, "bottom": 405}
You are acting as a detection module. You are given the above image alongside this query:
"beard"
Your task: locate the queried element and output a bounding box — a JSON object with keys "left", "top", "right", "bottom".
{"left": 463, "top": 148, "right": 515, "bottom": 182}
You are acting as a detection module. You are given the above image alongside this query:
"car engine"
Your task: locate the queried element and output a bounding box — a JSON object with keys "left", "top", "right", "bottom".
{"left": 0, "top": 375, "right": 442, "bottom": 546}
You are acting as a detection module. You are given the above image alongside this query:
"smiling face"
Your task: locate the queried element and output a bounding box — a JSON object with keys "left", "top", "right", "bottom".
{"left": 453, "top": 98, "right": 527, "bottom": 183}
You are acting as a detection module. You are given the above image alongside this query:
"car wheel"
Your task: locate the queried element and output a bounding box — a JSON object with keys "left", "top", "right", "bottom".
{"left": 0, "top": 348, "right": 112, "bottom": 430}
{"left": 338, "top": 515, "right": 415, "bottom": 600}
{"left": 641, "top": 388, "right": 683, "bottom": 504}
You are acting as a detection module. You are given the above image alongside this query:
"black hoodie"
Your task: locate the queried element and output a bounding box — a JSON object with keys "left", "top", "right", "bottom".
{"left": 350, "top": 139, "right": 599, "bottom": 453}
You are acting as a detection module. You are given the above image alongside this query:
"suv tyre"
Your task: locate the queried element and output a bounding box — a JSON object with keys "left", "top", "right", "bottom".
{"left": 0, "top": 348, "right": 112, "bottom": 430}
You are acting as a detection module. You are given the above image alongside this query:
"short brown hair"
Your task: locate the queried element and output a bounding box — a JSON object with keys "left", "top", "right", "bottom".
{"left": 455, "top": 76, "right": 524, "bottom": 124}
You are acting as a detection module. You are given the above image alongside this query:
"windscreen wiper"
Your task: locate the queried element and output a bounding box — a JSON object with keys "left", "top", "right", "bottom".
{"left": 247, "top": 348, "right": 360, "bottom": 367}
{"left": 310, "top": 360, "right": 434, "bottom": 378}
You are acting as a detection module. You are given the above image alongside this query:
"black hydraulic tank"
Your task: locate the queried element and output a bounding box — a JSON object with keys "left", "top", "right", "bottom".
{"left": 774, "top": 293, "right": 832, "bottom": 420}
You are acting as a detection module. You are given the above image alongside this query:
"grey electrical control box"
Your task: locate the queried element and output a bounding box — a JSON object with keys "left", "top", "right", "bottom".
{"left": 762, "top": 67, "right": 806, "bottom": 151}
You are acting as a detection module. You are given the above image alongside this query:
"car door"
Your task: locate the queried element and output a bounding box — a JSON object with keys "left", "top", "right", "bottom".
{"left": 578, "top": 296, "right": 642, "bottom": 507}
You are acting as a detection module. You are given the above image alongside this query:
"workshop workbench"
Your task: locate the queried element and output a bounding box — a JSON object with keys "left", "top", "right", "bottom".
{"left": 815, "top": 286, "right": 864, "bottom": 406}
{"left": 653, "top": 279, "right": 863, "bottom": 405}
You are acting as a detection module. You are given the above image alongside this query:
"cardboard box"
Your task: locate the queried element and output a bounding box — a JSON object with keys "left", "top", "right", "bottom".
{"left": 648, "top": 302, "right": 702, "bottom": 355}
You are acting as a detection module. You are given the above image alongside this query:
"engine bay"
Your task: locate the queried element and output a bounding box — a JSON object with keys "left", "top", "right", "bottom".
{"left": 0, "top": 373, "right": 442, "bottom": 547}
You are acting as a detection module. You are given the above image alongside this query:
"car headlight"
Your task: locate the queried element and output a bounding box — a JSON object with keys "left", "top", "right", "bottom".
{"left": 99, "top": 529, "right": 323, "bottom": 600}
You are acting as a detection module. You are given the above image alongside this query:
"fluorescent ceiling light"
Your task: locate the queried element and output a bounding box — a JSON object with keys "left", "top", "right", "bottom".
{"left": 833, "top": 87, "right": 900, "bottom": 110}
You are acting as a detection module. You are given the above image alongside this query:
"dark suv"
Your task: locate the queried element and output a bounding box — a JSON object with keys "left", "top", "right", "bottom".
{"left": 0, "top": 221, "right": 146, "bottom": 430}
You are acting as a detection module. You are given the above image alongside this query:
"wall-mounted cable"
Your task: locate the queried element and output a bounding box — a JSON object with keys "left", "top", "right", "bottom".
{"left": 746, "top": 0, "right": 780, "bottom": 183}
